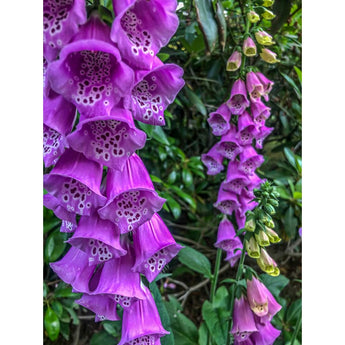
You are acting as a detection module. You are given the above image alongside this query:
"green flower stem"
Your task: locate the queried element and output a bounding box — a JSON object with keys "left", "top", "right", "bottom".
{"left": 290, "top": 306, "right": 302, "bottom": 345}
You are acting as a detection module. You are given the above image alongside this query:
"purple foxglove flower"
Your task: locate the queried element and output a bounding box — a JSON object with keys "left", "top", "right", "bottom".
{"left": 67, "top": 107, "right": 146, "bottom": 171}
{"left": 254, "top": 31, "right": 275, "bottom": 46}
{"left": 111, "top": 0, "right": 179, "bottom": 70}
{"left": 235, "top": 209, "right": 246, "bottom": 230}
{"left": 238, "top": 189, "right": 258, "bottom": 214}
{"left": 118, "top": 284, "right": 169, "bottom": 345}
{"left": 238, "top": 146, "right": 264, "bottom": 175}
{"left": 43, "top": 193, "right": 77, "bottom": 232}
{"left": 215, "top": 125, "right": 243, "bottom": 161}
{"left": 227, "top": 79, "right": 250, "bottom": 115}
{"left": 201, "top": 146, "right": 224, "bottom": 175}
{"left": 43, "top": 90, "right": 77, "bottom": 167}
{"left": 132, "top": 213, "right": 183, "bottom": 282}
{"left": 47, "top": 13, "right": 134, "bottom": 118}
{"left": 221, "top": 161, "right": 250, "bottom": 194}
{"left": 44, "top": 149, "right": 107, "bottom": 216}
{"left": 257, "top": 248, "right": 280, "bottom": 276}
{"left": 231, "top": 295, "right": 258, "bottom": 342}
{"left": 76, "top": 293, "right": 120, "bottom": 322}
{"left": 127, "top": 59, "right": 185, "bottom": 125}
{"left": 226, "top": 51, "right": 242, "bottom": 72}
{"left": 259, "top": 293, "right": 282, "bottom": 324}
{"left": 43, "top": 0, "right": 87, "bottom": 62}
{"left": 255, "top": 125, "right": 274, "bottom": 149}
{"left": 225, "top": 247, "right": 242, "bottom": 267}
{"left": 250, "top": 100, "right": 271, "bottom": 128}
{"left": 243, "top": 37, "right": 257, "bottom": 57}
{"left": 255, "top": 72, "right": 274, "bottom": 101}
{"left": 234, "top": 339, "right": 253, "bottom": 345}
{"left": 66, "top": 214, "right": 127, "bottom": 265}
{"left": 236, "top": 111, "right": 259, "bottom": 146}
{"left": 251, "top": 319, "right": 281, "bottom": 345}
{"left": 213, "top": 189, "right": 240, "bottom": 215}
{"left": 98, "top": 153, "right": 166, "bottom": 233}
{"left": 299, "top": 227, "right": 302, "bottom": 237}
{"left": 246, "top": 72, "right": 264, "bottom": 103}
{"left": 214, "top": 217, "right": 238, "bottom": 251}
{"left": 247, "top": 173, "right": 264, "bottom": 190}
{"left": 246, "top": 277, "right": 270, "bottom": 317}
{"left": 207, "top": 103, "right": 232, "bottom": 136}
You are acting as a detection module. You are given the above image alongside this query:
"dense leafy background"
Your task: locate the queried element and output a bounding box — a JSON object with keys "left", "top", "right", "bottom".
{"left": 43, "top": 0, "right": 301, "bottom": 344}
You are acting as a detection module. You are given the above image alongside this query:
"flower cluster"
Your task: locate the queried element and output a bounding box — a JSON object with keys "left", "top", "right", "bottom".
{"left": 43, "top": 0, "right": 184, "bottom": 343}
{"left": 231, "top": 276, "right": 281, "bottom": 345}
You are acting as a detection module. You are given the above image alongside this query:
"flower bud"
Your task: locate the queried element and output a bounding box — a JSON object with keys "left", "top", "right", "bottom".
{"left": 264, "top": 204, "right": 276, "bottom": 215}
{"left": 245, "top": 237, "right": 261, "bottom": 258}
{"left": 262, "top": 0, "right": 275, "bottom": 6}
{"left": 247, "top": 10, "right": 260, "bottom": 23}
{"left": 257, "top": 248, "right": 280, "bottom": 276}
{"left": 260, "top": 48, "right": 280, "bottom": 64}
{"left": 255, "top": 230, "right": 270, "bottom": 247}
{"left": 268, "top": 198, "right": 279, "bottom": 207}
{"left": 265, "top": 227, "right": 281, "bottom": 243}
{"left": 262, "top": 9, "right": 276, "bottom": 20}
{"left": 245, "top": 218, "right": 256, "bottom": 232}
{"left": 226, "top": 51, "right": 242, "bottom": 72}
{"left": 243, "top": 37, "right": 257, "bottom": 57}
{"left": 255, "top": 31, "right": 275, "bottom": 46}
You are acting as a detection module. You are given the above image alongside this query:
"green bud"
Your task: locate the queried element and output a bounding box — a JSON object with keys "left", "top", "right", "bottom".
{"left": 264, "top": 204, "right": 276, "bottom": 215}
{"left": 245, "top": 237, "right": 261, "bottom": 258}
{"left": 263, "top": 0, "right": 275, "bottom": 6}
{"left": 247, "top": 10, "right": 260, "bottom": 23}
{"left": 255, "top": 230, "right": 270, "bottom": 247}
{"left": 268, "top": 198, "right": 279, "bottom": 207}
{"left": 265, "top": 227, "right": 281, "bottom": 243}
{"left": 262, "top": 9, "right": 276, "bottom": 20}
{"left": 245, "top": 218, "right": 256, "bottom": 232}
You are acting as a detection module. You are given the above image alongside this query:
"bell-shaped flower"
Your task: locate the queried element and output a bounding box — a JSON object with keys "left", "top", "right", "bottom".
{"left": 227, "top": 79, "right": 250, "bottom": 115}
{"left": 246, "top": 277, "right": 269, "bottom": 317}
{"left": 245, "top": 237, "right": 261, "bottom": 259}
{"left": 98, "top": 153, "right": 166, "bottom": 233}
{"left": 255, "top": 125, "right": 274, "bottom": 149}
{"left": 247, "top": 10, "right": 260, "bottom": 23}
{"left": 250, "top": 100, "right": 271, "bottom": 128}
{"left": 243, "top": 37, "right": 257, "bottom": 57}
{"left": 75, "top": 293, "right": 120, "bottom": 322}
{"left": 255, "top": 72, "right": 274, "bottom": 101}
{"left": 111, "top": 0, "right": 179, "bottom": 70}
{"left": 251, "top": 319, "right": 281, "bottom": 345}
{"left": 43, "top": 90, "right": 77, "bottom": 167}
{"left": 215, "top": 125, "right": 243, "bottom": 161}
{"left": 132, "top": 213, "right": 183, "bottom": 282}
{"left": 255, "top": 31, "right": 275, "bottom": 46}
{"left": 260, "top": 48, "right": 280, "bottom": 64}
{"left": 118, "top": 284, "right": 169, "bottom": 345}
{"left": 226, "top": 51, "right": 242, "bottom": 72}
{"left": 44, "top": 149, "right": 107, "bottom": 216}
{"left": 47, "top": 13, "right": 134, "bottom": 118}
{"left": 237, "top": 111, "right": 259, "bottom": 146}
{"left": 247, "top": 173, "right": 264, "bottom": 190}
{"left": 255, "top": 230, "right": 270, "bottom": 247}
{"left": 259, "top": 290, "right": 282, "bottom": 323}
{"left": 231, "top": 295, "right": 258, "bottom": 342}
{"left": 225, "top": 246, "right": 243, "bottom": 267}
{"left": 238, "top": 146, "right": 264, "bottom": 175}
{"left": 221, "top": 161, "right": 250, "bottom": 194}
{"left": 213, "top": 189, "right": 240, "bottom": 215}
{"left": 263, "top": 0, "right": 275, "bottom": 6}
{"left": 43, "top": 0, "right": 87, "bottom": 62}
{"left": 214, "top": 217, "right": 241, "bottom": 251}
{"left": 127, "top": 59, "right": 185, "bottom": 125}
{"left": 235, "top": 208, "right": 246, "bottom": 230}
{"left": 207, "top": 103, "right": 232, "bottom": 136}
{"left": 43, "top": 193, "right": 77, "bottom": 232}
{"left": 201, "top": 146, "right": 224, "bottom": 175}
{"left": 261, "top": 9, "right": 276, "bottom": 20}
{"left": 246, "top": 72, "right": 264, "bottom": 103}
{"left": 265, "top": 227, "right": 281, "bottom": 244}
{"left": 257, "top": 248, "right": 280, "bottom": 276}
{"left": 238, "top": 189, "right": 258, "bottom": 214}
{"left": 66, "top": 214, "right": 127, "bottom": 265}
{"left": 67, "top": 107, "right": 146, "bottom": 171}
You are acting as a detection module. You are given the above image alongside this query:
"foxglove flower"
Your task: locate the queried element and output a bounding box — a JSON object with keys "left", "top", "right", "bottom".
{"left": 261, "top": 9, "right": 276, "bottom": 20}
{"left": 44, "top": 149, "right": 107, "bottom": 216}
{"left": 216, "top": 125, "right": 243, "bottom": 161}
{"left": 238, "top": 146, "right": 264, "bottom": 175}
{"left": 132, "top": 213, "right": 183, "bottom": 282}
{"left": 247, "top": 10, "right": 260, "bottom": 23}
{"left": 246, "top": 72, "right": 264, "bottom": 103}
{"left": 221, "top": 161, "right": 249, "bottom": 194}
{"left": 251, "top": 100, "right": 271, "bottom": 128}
{"left": 236, "top": 111, "right": 259, "bottom": 146}
{"left": 256, "top": 248, "right": 280, "bottom": 276}
{"left": 66, "top": 214, "right": 127, "bottom": 265}
{"left": 231, "top": 295, "right": 258, "bottom": 342}
{"left": 76, "top": 293, "right": 120, "bottom": 322}
{"left": 43, "top": 90, "right": 77, "bottom": 167}
{"left": 243, "top": 37, "right": 257, "bottom": 57}
{"left": 98, "top": 153, "right": 166, "bottom": 233}
{"left": 47, "top": 13, "right": 134, "bottom": 118}
{"left": 246, "top": 277, "right": 269, "bottom": 317}
{"left": 214, "top": 217, "right": 241, "bottom": 251}
{"left": 213, "top": 189, "right": 240, "bottom": 215}
{"left": 118, "top": 285, "right": 169, "bottom": 345}
{"left": 43, "top": 0, "right": 87, "bottom": 62}
{"left": 254, "top": 31, "right": 275, "bottom": 46}
{"left": 245, "top": 237, "right": 261, "bottom": 259}
{"left": 111, "top": 0, "right": 179, "bottom": 70}
{"left": 251, "top": 319, "right": 281, "bottom": 345}
{"left": 127, "top": 59, "right": 185, "bottom": 125}
{"left": 260, "top": 289, "right": 282, "bottom": 323}
{"left": 67, "top": 107, "right": 147, "bottom": 171}
{"left": 225, "top": 247, "right": 242, "bottom": 267}
{"left": 207, "top": 103, "right": 232, "bottom": 136}
{"left": 201, "top": 146, "right": 224, "bottom": 175}
{"left": 260, "top": 48, "right": 280, "bottom": 64}
{"left": 255, "top": 125, "right": 274, "bottom": 149}
{"left": 226, "top": 51, "right": 242, "bottom": 72}
{"left": 227, "top": 79, "right": 250, "bottom": 115}
{"left": 255, "top": 72, "right": 274, "bottom": 102}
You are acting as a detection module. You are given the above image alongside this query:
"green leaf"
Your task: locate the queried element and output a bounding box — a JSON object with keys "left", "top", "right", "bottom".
{"left": 281, "top": 72, "right": 301, "bottom": 100}
{"left": 55, "top": 284, "right": 81, "bottom": 299}
{"left": 170, "top": 186, "right": 197, "bottom": 210}
{"left": 260, "top": 274, "right": 290, "bottom": 298}
{"left": 150, "top": 174, "right": 163, "bottom": 183}
{"left": 178, "top": 246, "right": 212, "bottom": 278}
{"left": 293, "top": 66, "right": 302, "bottom": 85}
{"left": 44, "top": 229, "right": 67, "bottom": 263}
{"left": 166, "top": 195, "right": 182, "bottom": 220}
{"left": 102, "top": 322, "right": 119, "bottom": 337}
{"left": 194, "top": 0, "right": 219, "bottom": 53}
{"left": 157, "top": 53, "right": 170, "bottom": 62}
{"left": 51, "top": 300, "right": 63, "bottom": 318}
{"left": 152, "top": 125, "right": 170, "bottom": 146}
{"left": 90, "top": 331, "right": 116, "bottom": 345}
{"left": 198, "top": 322, "right": 208, "bottom": 345}
{"left": 59, "top": 308, "right": 71, "bottom": 323}
{"left": 285, "top": 299, "right": 302, "bottom": 324}
{"left": 284, "top": 206, "right": 298, "bottom": 238}
{"left": 167, "top": 170, "right": 178, "bottom": 184}
{"left": 43, "top": 282, "right": 49, "bottom": 298}
{"left": 215, "top": 1, "right": 227, "bottom": 51}
{"left": 184, "top": 87, "right": 207, "bottom": 116}
{"left": 283, "top": 147, "right": 297, "bottom": 170}
{"left": 65, "top": 307, "right": 79, "bottom": 325}
{"left": 59, "top": 322, "right": 70, "bottom": 341}
{"left": 182, "top": 168, "right": 193, "bottom": 187}
{"left": 44, "top": 307, "right": 60, "bottom": 341}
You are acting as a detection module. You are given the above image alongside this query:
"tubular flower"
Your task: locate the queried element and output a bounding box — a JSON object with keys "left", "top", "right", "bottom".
{"left": 257, "top": 248, "right": 280, "bottom": 276}
{"left": 246, "top": 277, "right": 269, "bottom": 316}
{"left": 247, "top": 10, "right": 260, "bottom": 23}
{"left": 201, "top": 145, "right": 225, "bottom": 175}
{"left": 207, "top": 103, "right": 232, "bottom": 136}
{"left": 236, "top": 111, "right": 259, "bottom": 146}
{"left": 246, "top": 72, "right": 265, "bottom": 103}
{"left": 227, "top": 79, "right": 250, "bottom": 114}
{"left": 260, "top": 48, "right": 280, "bottom": 64}
{"left": 255, "top": 31, "right": 275, "bottom": 46}
{"left": 215, "top": 125, "right": 243, "bottom": 161}
{"left": 226, "top": 51, "right": 242, "bottom": 71}
{"left": 243, "top": 37, "right": 257, "bottom": 57}
{"left": 251, "top": 319, "right": 281, "bottom": 345}
{"left": 214, "top": 217, "right": 240, "bottom": 251}
{"left": 221, "top": 161, "right": 250, "bottom": 195}
{"left": 213, "top": 189, "right": 241, "bottom": 215}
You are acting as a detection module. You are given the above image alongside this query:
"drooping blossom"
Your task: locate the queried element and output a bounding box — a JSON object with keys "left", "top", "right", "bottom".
{"left": 254, "top": 31, "right": 275, "bottom": 46}
{"left": 215, "top": 125, "right": 243, "bottom": 161}
{"left": 227, "top": 79, "right": 250, "bottom": 114}
{"left": 260, "top": 48, "right": 280, "bottom": 64}
{"left": 213, "top": 189, "right": 241, "bottom": 215}
{"left": 246, "top": 72, "right": 264, "bottom": 103}
{"left": 201, "top": 146, "right": 225, "bottom": 175}
{"left": 243, "top": 37, "right": 257, "bottom": 57}
{"left": 226, "top": 51, "right": 242, "bottom": 72}
{"left": 251, "top": 318, "right": 281, "bottom": 345}
{"left": 207, "top": 103, "right": 232, "bottom": 136}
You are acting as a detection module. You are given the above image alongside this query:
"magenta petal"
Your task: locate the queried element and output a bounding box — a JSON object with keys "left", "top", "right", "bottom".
{"left": 216, "top": 125, "right": 243, "bottom": 161}
{"left": 127, "top": 62, "right": 184, "bottom": 125}
{"left": 251, "top": 321, "right": 281, "bottom": 345}
{"left": 227, "top": 79, "right": 250, "bottom": 115}
{"left": 255, "top": 72, "right": 274, "bottom": 96}
{"left": 214, "top": 189, "right": 240, "bottom": 215}
{"left": 255, "top": 126, "right": 274, "bottom": 149}
{"left": 225, "top": 247, "right": 242, "bottom": 267}
{"left": 111, "top": 0, "right": 179, "bottom": 70}
{"left": 43, "top": 0, "right": 87, "bottom": 62}
{"left": 221, "top": 161, "right": 250, "bottom": 194}
{"left": 44, "top": 149, "right": 106, "bottom": 216}
{"left": 201, "top": 145, "right": 224, "bottom": 175}
{"left": 235, "top": 209, "right": 246, "bottom": 230}
{"left": 67, "top": 108, "right": 146, "bottom": 171}
{"left": 214, "top": 217, "right": 239, "bottom": 250}
{"left": 250, "top": 100, "right": 271, "bottom": 128}
{"left": 119, "top": 284, "right": 169, "bottom": 345}
{"left": 207, "top": 103, "right": 232, "bottom": 136}
{"left": 236, "top": 111, "right": 259, "bottom": 146}
{"left": 98, "top": 153, "right": 166, "bottom": 233}
{"left": 246, "top": 71, "right": 264, "bottom": 102}
{"left": 238, "top": 146, "right": 264, "bottom": 175}
{"left": 76, "top": 293, "right": 120, "bottom": 322}
{"left": 132, "top": 213, "right": 183, "bottom": 282}
{"left": 66, "top": 214, "right": 127, "bottom": 265}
